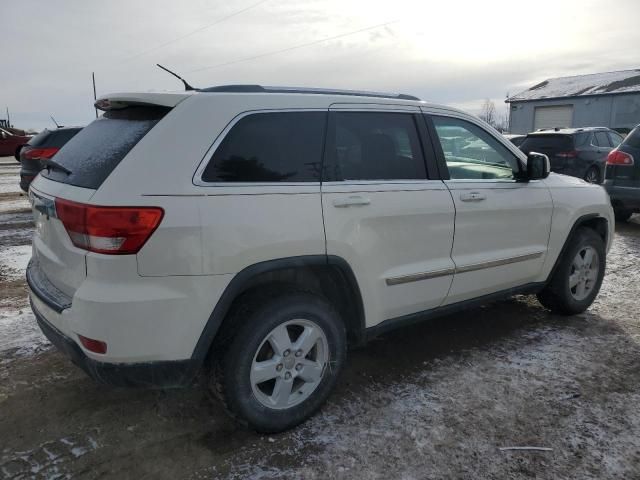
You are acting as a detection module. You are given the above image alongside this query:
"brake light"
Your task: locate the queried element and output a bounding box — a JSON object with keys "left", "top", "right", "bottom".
{"left": 23, "top": 147, "right": 59, "bottom": 160}
{"left": 556, "top": 151, "right": 578, "bottom": 159}
{"left": 54, "top": 199, "right": 164, "bottom": 254}
{"left": 78, "top": 334, "right": 107, "bottom": 354}
{"left": 607, "top": 150, "right": 634, "bottom": 166}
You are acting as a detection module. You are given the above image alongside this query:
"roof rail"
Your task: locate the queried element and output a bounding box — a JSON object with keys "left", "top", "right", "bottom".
{"left": 197, "top": 84, "right": 421, "bottom": 101}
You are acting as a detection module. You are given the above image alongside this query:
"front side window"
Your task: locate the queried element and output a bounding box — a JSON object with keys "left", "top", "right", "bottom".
{"left": 202, "top": 112, "right": 326, "bottom": 182}
{"left": 325, "top": 112, "right": 426, "bottom": 181}
{"left": 431, "top": 116, "right": 519, "bottom": 180}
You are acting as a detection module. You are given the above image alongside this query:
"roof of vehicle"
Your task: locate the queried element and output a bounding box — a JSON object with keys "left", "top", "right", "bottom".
{"left": 503, "top": 133, "right": 526, "bottom": 139}
{"left": 507, "top": 69, "right": 640, "bottom": 102}
{"left": 96, "top": 86, "right": 469, "bottom": 113}
{"left": 526, "top": 127, "right": 613, "bottom": 136}
{"left": 198, "top": 84, "right": 421, "bottom": 100}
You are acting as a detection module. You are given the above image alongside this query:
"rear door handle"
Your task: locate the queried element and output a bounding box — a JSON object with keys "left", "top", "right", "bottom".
{"left": 332, "top": 195, "right": 371, "bottom": 208}
{"left": 459, "top": 191, "right": 486, "bottom": 202}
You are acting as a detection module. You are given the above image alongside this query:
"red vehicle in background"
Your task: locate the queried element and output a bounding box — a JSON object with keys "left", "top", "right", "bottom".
{"left": 0, "top": 127, "right": 31, "bottom": 159}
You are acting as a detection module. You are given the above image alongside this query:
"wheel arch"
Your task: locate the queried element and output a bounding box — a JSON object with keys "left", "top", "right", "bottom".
{"left": 546, "top": 213, "right": 609, "bottom": 282}
{"left": 191, "top": 255, "right": 366, "bottom": 364}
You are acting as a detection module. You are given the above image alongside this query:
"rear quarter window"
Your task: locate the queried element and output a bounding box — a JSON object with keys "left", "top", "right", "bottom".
{"left": 41, "top": 106, "right": 169, "bottom": 189}
{"left": 202, "top": 112, "right": 326, "bottom": 182}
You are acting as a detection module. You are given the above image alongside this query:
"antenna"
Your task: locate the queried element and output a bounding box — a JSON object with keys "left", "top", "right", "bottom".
{"left": 50, "top": 116, "right": 61, "bottom": 128}
{"left": 156, "top": 64, "right": 196, "bottom": 91}
{"left": 92, "top": 72, "right": 98, "bottom": 119}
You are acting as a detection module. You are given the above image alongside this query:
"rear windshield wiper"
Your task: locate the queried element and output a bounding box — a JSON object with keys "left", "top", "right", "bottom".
{"left": 46, "top": 159, "right": 72, "bottom": 175}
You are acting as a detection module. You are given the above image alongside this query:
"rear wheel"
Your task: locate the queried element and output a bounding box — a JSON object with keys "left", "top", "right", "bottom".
{"left": 209, "top": 291, "right": 347, "bottom": 433}
{"left": 537, "top": 227, "right": 606, "bottom": 315}
{"left": 583, "top": 166, "right": 601, "bottom": 184}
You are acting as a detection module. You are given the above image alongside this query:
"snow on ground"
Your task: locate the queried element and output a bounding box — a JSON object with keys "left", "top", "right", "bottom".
{"left": 0, "top": 173, "right": 22, "bottom": 195}
{"left": 0, "top": 196, "right": 30, "bottom": 213}
{"left": 0, "top": 242, "right": 46, "bottom": 361}
{"left": 0, "top": 244, "right": 32, "bottom": 281}
{"left": 0, "top": 307, "right": 48, "bottom": 360}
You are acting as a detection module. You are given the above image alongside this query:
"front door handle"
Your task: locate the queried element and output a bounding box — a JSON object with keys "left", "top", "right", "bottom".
{"left": 459, "top": 191, "right": 486, "bottom": 202}
{"left": 332, "top": 195, "right": 371, "bottom": 208}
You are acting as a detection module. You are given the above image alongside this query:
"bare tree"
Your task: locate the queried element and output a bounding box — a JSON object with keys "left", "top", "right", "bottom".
{"left": 479, "top": 98, "right": 497, "bottom": 127}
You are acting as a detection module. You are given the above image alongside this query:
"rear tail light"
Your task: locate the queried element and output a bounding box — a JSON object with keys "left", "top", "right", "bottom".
{"left": 78, "top": 334, "right": 107, "bottom": 354}
{"left": 607, "top": 149, "right": 634, "bottom": 166}
{"left": 23, "top": 147, "right": 60, "bottom": 160}
{"left": 54, "top": 199, "right": 164, "bottom": 254}
{"left": 556, "top": 151, "right": 578, "bottom": 159}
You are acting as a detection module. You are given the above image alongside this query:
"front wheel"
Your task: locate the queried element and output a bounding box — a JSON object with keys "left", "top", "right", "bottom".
{"left": 210, "top": 291, "right": 347, "bottom": 433}
{"left": 537, "top": 227, "right": 606, "bottom": 315}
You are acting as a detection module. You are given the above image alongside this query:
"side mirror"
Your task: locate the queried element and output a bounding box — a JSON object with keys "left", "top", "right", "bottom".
{"left": 0, "top": 131, "right": 6, "bottom": 140}
{"left": 526, "top": 151, "right": 550, "bottom": 180}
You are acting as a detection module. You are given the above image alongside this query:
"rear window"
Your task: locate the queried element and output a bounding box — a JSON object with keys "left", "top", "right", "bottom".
{"left": 623, "top": 127, "right": 640, "bottom": 149}
{"left": 28, "top": 130, "right": 52, "bottom": 147}
{"left": 48, "top": 129, "right": 82, "bottom": 147}
{"left": 41, "top": 106, "right": 169, "bottom": 189}
{"left": 520, "top": 134, "right": 573, "bottom": 152}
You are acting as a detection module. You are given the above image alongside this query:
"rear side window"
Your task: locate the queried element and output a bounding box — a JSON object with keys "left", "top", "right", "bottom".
{"left": 202, "top": 112, "right": 326, "bottom": 182}
{"left": 574, "top": 132, "right": 591, "bottom": 147}
{"left": 41, "top": 106, "right": 169, "bottom": 189}
{"left": 594, "top": 131, "right": 611, "bottom": 147}
{"left": 325, "top": 112, "right": 426, "bottom": 181}
{"left": 624, "top": 127, "right": 640, "bottom": 149}
{"left": 520, "top": 135, "right": 573, "bottom": 152}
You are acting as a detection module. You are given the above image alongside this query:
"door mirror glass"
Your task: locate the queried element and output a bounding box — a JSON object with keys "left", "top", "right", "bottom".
{"left": 527, "top": 152, "right": 550, "bottom": 180}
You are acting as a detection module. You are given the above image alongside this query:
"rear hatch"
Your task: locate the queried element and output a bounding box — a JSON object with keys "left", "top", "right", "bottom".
{"left": 519, "top": 134, "right": 575, "bottom": 172}
{"left": 28, "top": 99, "right": 176, "bottom": 300}
{"left": 605, "top": 126, "right": 640, "bottom": 187}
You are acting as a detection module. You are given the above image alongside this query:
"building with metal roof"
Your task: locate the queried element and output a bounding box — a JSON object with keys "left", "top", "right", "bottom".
{"left": 506, "top": 69, "right": 640, "bottom": 134}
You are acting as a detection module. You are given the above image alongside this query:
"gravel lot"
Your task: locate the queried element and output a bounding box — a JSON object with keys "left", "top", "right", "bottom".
{"left": 1, "top": 156, "right": 639, "bottom": 479}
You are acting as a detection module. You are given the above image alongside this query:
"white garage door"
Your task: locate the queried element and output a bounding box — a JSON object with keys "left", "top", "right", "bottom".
{"left": 533, "top": 105, "right": 573, "bottom": 130}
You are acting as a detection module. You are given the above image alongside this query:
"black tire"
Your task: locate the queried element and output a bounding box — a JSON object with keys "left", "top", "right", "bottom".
{"left": 583, "top": 166, "right": 601, "bottom": 184}
{"left": 15, "top": 146, "right": 23, "bottom": 162}
{"left": 537, "top": 227, "right": 606, "bottom": 315}
{"left": 209, "top": 290, "right": 347, "bottom": 433}
{"left": 614, "top": 209, "right": 633, "bottom": 222}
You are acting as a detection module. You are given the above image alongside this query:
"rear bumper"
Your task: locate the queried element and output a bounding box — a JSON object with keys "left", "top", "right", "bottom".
{"left": 603, "top": 183, "right": 640, "bottom": 211}
{"left": 31, "top": 298, "right": 199, "bottom": 388}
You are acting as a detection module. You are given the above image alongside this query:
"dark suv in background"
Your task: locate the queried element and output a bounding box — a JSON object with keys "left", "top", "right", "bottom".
{"left": 19, "top": 126, "right": 82, "bottom": 191}
{"left": 519, "top": 127, "right": 624, "bottom": 183}
{"left": 604, "top": 125, "right": 640, "bottom": 222}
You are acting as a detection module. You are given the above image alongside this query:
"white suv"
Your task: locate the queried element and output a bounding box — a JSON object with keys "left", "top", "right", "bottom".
{"left": 27, "top": 86, "right": 614, "bottom": 432}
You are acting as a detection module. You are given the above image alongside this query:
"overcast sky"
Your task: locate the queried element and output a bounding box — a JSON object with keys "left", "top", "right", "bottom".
{"left": 2, "top": 0, "right": 639, "bottom": 131}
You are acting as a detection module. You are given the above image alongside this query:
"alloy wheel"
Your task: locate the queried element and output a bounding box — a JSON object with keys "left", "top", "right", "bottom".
{"left": 250, "top": 319, "right": 328, "bottom": 410}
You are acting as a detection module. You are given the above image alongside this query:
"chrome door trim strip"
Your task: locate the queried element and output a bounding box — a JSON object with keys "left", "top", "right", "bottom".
{"left": 385, "top": 251, "right": 545, "bottom": 286}
{"left": 385, "top": 267, "right": 456, "bottom": 286}
{"left": 455, "top": 251, "right": 545, "bottom": 274}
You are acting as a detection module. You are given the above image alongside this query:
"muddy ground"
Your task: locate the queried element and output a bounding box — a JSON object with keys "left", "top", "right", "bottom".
{"left": 1, "top": 156, "right": 640, "bottom": 479}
